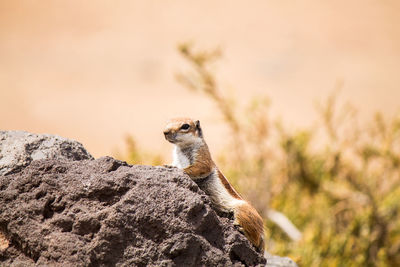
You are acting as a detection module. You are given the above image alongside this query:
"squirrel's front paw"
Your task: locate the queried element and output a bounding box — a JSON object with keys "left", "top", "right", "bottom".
{"left": 234, "top": 224, "right": 245, "bottom": 235}
{"left": 234, "top": 221, "right": 245, "bottom": 234}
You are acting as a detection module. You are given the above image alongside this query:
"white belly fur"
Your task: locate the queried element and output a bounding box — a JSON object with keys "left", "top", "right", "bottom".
{"left": 172, "top": 146, "right": 190, "bottom": 168}
{"left": 206, "top": 171, "right": 245, "bottom": 212}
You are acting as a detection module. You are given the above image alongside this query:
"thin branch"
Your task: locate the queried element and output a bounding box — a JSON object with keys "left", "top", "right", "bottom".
{"left": 267, "top": 209, "right": 302, "bottom": 242}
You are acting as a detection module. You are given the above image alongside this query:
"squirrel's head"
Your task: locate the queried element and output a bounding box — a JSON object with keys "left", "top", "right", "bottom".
{"left": 163, "top": 118, "right": 203, "bottom": 146}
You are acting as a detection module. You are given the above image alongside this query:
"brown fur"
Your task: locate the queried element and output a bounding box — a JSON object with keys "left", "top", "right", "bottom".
{"left": 184, "top": 162, "right": 212, "bottom": 180}
{"left": 217, "top": 170, "right": 242, "bottom": 200}
{"left": 184, "top": 153, "right": 214, "bottom": 179}
{"left": 235, "top": 202, "right": 265, "bottom": 252}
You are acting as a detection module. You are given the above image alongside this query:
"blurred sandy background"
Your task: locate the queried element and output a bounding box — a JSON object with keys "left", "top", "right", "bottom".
{"left": 1, "top": 0, "right": 399, "bottom": 158}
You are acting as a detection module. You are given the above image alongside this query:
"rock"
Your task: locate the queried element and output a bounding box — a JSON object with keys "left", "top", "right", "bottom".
{"left": 0, "top": 131, "right": 297, "bottom": 267}
{"left": 0, "top": 131, "right": 94, "bottom": 176}
{"left": 265, "top": 254, "right": 298, "bottom": 267}
{"left": 0, "top": 157, "right": 265, "bottom": 266}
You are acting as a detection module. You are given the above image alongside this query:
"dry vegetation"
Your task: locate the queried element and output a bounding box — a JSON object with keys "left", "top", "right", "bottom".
{"left": 122, "top": 44, "right": 400, "bottom": 266}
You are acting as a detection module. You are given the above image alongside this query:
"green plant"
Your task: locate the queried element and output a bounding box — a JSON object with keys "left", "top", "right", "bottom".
{"left": 175, "top": 43, "right": 400, "bottom": 266}
{"left": 120, "top": 135, "right": 163, "bottom": 166}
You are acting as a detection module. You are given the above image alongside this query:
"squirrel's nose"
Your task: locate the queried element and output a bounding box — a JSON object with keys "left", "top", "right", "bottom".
{"left": 163, "top": 130, "right": 170, "bottom": 136}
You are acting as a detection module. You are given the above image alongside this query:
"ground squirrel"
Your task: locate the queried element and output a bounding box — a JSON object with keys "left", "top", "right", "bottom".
{"left": 163, "top": 117, "right": 265, "bottom": 252}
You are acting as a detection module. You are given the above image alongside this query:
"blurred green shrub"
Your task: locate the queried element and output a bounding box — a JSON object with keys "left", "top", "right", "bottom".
{"left": 120, "top": 135, "right": 163, "bottom": 166}
{"left": 122, "top": 43, "right": 400, "bottom": 267}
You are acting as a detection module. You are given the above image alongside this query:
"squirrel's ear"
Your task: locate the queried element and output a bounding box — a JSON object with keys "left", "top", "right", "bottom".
{"left": 195, "top": 120, "right": 203, "bottom": 137}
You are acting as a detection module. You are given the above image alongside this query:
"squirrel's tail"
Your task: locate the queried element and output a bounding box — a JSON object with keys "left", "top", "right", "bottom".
{"left": 234, "top": 201, "right": 265, "bottom": 252}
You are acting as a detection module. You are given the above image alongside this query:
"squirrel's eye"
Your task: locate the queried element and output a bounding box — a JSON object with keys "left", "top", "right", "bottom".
{"left": 180, "top": 124, "right": 190, "bottom": 130}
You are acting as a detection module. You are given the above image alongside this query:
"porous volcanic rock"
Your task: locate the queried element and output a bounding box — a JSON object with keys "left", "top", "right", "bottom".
{"left": 0, "top": 131, "right": 93, "bottom": 176}
{"left": 0, "top": 157, "right": 265, "bottom": 266}
{"left": 0, "top": 131, "right": 297, "bottom": 267}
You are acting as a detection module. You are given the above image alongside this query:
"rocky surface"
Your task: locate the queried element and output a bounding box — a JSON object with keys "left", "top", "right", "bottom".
{"left": 0, "top": 131, "right": 93, "bottom": 176}
{"left": 0, "top": 157, "right": 266, "bottom": 266}
{"left": 0, "top": 131, "right": 297, "bottom": 266}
